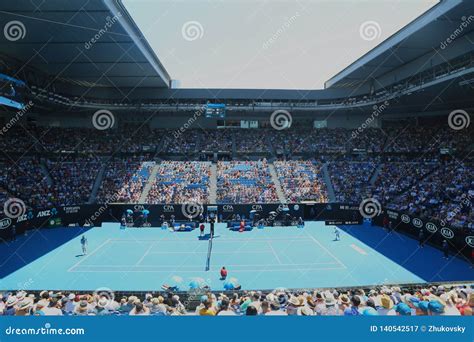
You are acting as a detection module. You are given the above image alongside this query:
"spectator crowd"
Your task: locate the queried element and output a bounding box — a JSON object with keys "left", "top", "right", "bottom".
{"left": 1, "top": 284, "right": 472, "bottom": 316}
{"left": 147, "top": 161, "right": 211, "bottom": 204}
{"left": 0, "top": 125, "right": 472, "bottom": 230}
{"left": 217, "top": 160, "right": 279, "bottom": 203}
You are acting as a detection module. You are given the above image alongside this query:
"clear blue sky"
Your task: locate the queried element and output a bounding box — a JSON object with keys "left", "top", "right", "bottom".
{"left": 123, "top": 0, "right": 438, "bottom": 90}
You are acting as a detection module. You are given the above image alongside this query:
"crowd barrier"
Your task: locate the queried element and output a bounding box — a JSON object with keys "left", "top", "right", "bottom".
{"left": 1, "top": 203, "right": 471, "bottom": 260}
{"left": 373, "top": 208, "right": 473, "bottom": 259}
{"left": 0, "top": 203, "right": 360, "bottom": 239}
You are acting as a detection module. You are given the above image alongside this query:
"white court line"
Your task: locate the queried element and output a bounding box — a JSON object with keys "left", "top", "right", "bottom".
{"left": 67, "top": 238, "right": 112, "bottom": 272}
{"left": 306, "top": 233, "right": 347, "bottom": 269}
{"left": 350, "top": 244, "right": 368, "bottom": 255}
{"left": 107, "top": 237, "right": 311, "bottom": 242}
{"left": 67, "top": 234, "right": 347, "bottom": 274}
{"left": 135, "top": 242, "right": 155, "bottom": 266}
{"left": 68, "top": 266, "right": 345, "bottom": 273}
{"left": 267, "top": 241, "right": 282, "bottom": 265}
{"left": 146, "top": 250, "right": 272, "bottom": 255}
{"left": 70, "top": 261, "right": 339, "bottom": 268}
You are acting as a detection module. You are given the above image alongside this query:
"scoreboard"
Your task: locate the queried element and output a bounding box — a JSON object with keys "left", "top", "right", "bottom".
{"left": 205, "top": 103, "right": 226, "bottom": 118}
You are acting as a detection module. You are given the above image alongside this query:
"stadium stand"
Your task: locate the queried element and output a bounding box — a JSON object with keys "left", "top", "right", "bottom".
{"left": 1, "top": 2, "right": 474, "bottom": 326}
{"left": 217, "top": 160, "right": 279, "bottom": 203}
{"left": 96, "top": 158, "right": 152, "bottom": 204}
{"left": 1, "top": 283, "right": 472, "bottom": 316}
{"left": 147, "top": 161, "right": 211, "bottom": 204}
{"left": 274, "top": 160, "right": 328, "bottom": 203}
{"left": 0, "top": 126, "right": 472, "bottom": 231}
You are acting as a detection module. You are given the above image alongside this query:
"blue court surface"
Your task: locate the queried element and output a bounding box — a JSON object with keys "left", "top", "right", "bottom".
{"left": 0, "top": 222, "right": 471, "bottom": 291}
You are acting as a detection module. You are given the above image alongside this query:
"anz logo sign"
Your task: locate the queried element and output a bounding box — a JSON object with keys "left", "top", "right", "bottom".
{"left": 440, "top": 227, "right": 454, "bottom": 239}
{"left": 37, "top": 210, "right": 52, "bottom": 218}
{"left": 0, "top": 218, "right": 12, "bottom": 230}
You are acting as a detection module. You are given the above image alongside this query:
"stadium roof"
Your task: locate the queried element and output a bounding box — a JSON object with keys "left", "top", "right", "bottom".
{"left": 325, "top": 0, "right": 474, "bottom": 89}
{"left": 0, "top": 0, "right": 171, "bottom": 89}
{"left": 0, "top": 0, "right": 473, "bottom": 106}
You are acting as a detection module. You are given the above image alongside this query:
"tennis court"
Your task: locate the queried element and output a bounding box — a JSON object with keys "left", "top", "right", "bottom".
{"left": 0, "top": 222, "right": 470, "bottom": 291}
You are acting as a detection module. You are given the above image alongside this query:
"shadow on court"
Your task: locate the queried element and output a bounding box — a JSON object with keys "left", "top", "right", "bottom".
{"left": 198, "top": 234, "right": 220, "bottom": 241}
{"left": 339, "top": 223, "right": 471, "bottom": 283}
{"left": 0, "top": 226, "right": 92, "bottom": 278}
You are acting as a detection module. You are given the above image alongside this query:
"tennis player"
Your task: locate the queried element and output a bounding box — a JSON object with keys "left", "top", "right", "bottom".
{"left": 80, "top": 235, "right": 88, "bottom": 255}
